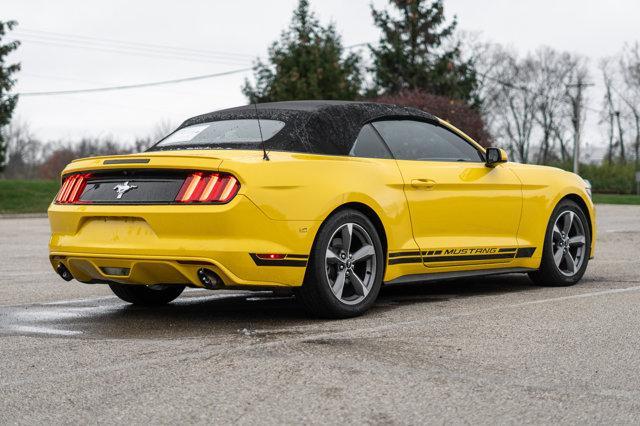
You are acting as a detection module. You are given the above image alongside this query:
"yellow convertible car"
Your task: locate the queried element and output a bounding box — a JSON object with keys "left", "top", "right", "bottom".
{"left": 48, "top": 101, "right": 595, "bottom": 318}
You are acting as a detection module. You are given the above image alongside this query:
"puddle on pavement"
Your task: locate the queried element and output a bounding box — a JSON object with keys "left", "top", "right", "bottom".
{"left": 0, "top": 274, "right": 536, "bottom": 339}
{"left": 0, "top": 291, "right": 313, "bottom": 339}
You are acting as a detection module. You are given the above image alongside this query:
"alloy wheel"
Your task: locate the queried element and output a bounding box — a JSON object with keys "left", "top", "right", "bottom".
{"left": 552, "top": 210, "right": 587, "bottom": 277}
{"left": 324, "top": 223, "right": 377, "bottom": 305}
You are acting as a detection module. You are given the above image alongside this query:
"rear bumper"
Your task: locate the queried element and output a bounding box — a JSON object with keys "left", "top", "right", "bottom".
{"left": 48, "top": 195, "right": 319, "bottom": 287}
{"left": 49, "top": 252, "right": 308, "bottom": 288}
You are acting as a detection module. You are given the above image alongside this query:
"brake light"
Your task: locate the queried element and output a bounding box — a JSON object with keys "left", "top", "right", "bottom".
{"left": 176, "top": 172, "right": 240, "bottom": 203}
{"left": 55, "top": 174, "right": 91, "bottom": 204}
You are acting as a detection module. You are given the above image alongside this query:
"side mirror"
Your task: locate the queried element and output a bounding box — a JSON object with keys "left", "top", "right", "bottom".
{"left": 485, "top": 147, "right": 508, "bottom": 167}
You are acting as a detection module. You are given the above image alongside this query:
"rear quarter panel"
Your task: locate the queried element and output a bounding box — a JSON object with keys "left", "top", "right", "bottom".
{"left": 219, "top": 152, "right": 419, "bottom": 278}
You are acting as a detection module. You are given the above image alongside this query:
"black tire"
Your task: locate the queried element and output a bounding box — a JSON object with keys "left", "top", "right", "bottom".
{"left": 109, "top": 284, "right": 185, "bottom": 306}
{"left": 296, "top": 209, "right": 384, "bottom": 318}
{"left": 528, "top": 199, "right": 591, "bottom": 287}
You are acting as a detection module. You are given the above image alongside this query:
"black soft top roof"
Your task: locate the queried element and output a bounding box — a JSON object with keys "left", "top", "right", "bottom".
{"left": 158, "top": 100, "right": 436, "bottom": 155}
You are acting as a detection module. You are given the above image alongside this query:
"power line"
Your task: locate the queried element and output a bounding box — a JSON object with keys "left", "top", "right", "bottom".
{"left": 15, "top": 28, "right": 255, "bottom": 60}
{"left": 19, "top": 27, "right": 365, "bottom": 57}
{"left": 13, "top": 32, "right": 365, "bottom": 66}
{"left": 11, "top": 32, "right": 371, "bottom": 96}
{"left": 19, "top": 71, "right": 228, "bottom": 98}
{"left": 17, "top": 68, "right": 252, "bottom": 96}
{"left": 16, "top": 61, "right": 604, "bottom": 112}
{"left": 345, "top": 42, "right": 369, "bottom": 49}
{"left": 479, "top": 71, "right": 601, "bottom": 113}
{"left": 12, "top": 29, "right": 602, "bottom": 114}
{"left": 9, "top": 37, "right": 252, "bottom": 67}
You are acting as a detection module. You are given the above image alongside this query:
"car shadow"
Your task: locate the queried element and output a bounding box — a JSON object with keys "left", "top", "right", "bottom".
{"left": 380, "top": 272, "right": 538, "bottom": 302}
{"left": 2, "top": 273, "right": 541, "bottom": 340}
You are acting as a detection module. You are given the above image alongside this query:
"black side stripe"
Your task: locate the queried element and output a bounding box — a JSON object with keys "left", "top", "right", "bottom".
{"left": 423, "top": 248, "right": 537, "bottom": 263}
{"left": 286, "top": 254, "right": 310, "bottom": 259}
{"left": 516, "top": 247, "right": 536, "bottom": 258}
{"left": 388, "top": 251, "right": 421, "bottom": 258}
{"left": 389, "top": 257, "right": 423, "bottom": 265}
{"left": 388, "top": 247, "right": 537, "bottom": 265}
{"left": 249, "top": 254, "right": 307, "bottom": 267}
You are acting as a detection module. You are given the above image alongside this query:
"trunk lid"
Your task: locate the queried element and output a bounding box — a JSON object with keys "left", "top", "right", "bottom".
{"left": 57, "top": 150, "right": 257, "bottom": 205}
{"left": 62, "top": 150, "right": 230, "bottom": 175}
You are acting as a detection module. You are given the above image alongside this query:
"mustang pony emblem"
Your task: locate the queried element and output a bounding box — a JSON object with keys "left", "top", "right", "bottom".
{"left": 113, "top": 181, "right": 138, "bottom": 199}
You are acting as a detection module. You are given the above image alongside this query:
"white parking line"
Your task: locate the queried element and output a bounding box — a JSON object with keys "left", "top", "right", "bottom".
{"left": 280, "top": 284, "right": 640, "bottom": 343}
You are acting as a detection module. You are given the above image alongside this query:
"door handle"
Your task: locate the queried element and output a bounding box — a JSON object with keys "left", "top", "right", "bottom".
{"left": 411, "top": 178, "right": 436, "bottom": 189}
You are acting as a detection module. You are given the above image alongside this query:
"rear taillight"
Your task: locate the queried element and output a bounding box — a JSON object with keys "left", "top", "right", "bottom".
{"left": 55, "top": 173, "right": 91, "bottom": 204}
{"left": 175, "top": 172, "right": 240, "bottom": 203}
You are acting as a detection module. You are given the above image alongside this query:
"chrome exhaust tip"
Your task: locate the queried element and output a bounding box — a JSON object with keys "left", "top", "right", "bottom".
{"left": 197, "top": 268, "right": 221, "bottom": 290}
{"left": 56, "top": 263, "right": 74, "bottom": 282}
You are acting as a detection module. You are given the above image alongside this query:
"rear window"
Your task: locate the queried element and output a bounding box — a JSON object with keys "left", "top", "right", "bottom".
{"left": 154, "top": 120, "right": 285, "bottom": 149}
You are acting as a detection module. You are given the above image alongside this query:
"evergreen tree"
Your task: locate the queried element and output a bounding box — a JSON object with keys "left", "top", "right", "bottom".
{"left": 0, "top": 20, "right": 20, "bottom": 171}
{"left": 243, "top": 0, "right": 362, "bottom": 102}
{"left": 369, "top": 0, "right": 479, "bottom": 106}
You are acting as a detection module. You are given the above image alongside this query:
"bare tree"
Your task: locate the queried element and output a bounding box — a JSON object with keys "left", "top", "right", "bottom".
{"left": 151, "top": 119, "right": 175, "bottom": 142}
{"left": 618, "top": 43, "right": 640, "bottom": 167}
{"left": 0, "top": 118, "right": 177, "bottom": 179}
{"left": 565, "top": 55, "right": 591, "bottom": 172}
{"left": 1, "top": 119, "right": 42, "bottom": 179}
{"left": 531, "top": 47, "right": 575, "bottom": 164}
{"left": 479, "top": 46, "right": 539, "bottom": 163}
{"left": 599, "top": 44, "right": 640, "bottom": 166}
{"left": 600, "top": 60, "right": 618, "bottom": 163}
{"left": 478, "top": 44, "right": 590, "bottom": 165}
{"left": 132, "top": 119, "right": 176, "bottom": 152}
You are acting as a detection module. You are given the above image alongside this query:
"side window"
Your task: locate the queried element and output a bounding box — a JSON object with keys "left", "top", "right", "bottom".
{"left": 349, "top": 124, "right": 393, "bottom": 159}
{"left": 371, "top": 120, "right": 483, "bottom": 162}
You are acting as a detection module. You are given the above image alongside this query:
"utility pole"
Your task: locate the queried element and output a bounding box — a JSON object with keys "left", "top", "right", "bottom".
{"left": 614, "top": 111, "right": 626, "bottom": 164}
{"left": 567, "top": 81, "right": 594, "bottom": 175}
{"left": 608, "top": 112, "right": 615, "bottom": 164}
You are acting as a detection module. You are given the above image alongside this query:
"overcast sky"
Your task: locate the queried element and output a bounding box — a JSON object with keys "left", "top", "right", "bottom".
{"left": 4, "top": 0, "right": 640, "bottom": 153}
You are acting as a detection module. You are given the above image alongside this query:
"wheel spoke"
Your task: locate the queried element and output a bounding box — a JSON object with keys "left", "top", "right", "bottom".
{"left": 551, "top": 209, "right": 586, "bottom": 277}
{"left": 553, "top": 248, "right": 564, "bottom": 266}
{"left": 341, "top": 224, "right": 353, "bottom": 253}
{"left": 351, "top": 244, "right": 375, "bottom": 262}
{"left": 331, "top": 270, "right": 346, "bottom": 298}
{"left": 325, "top": 222, "right": 377, "bottom": 305}
{"left": 349, "top": 272, "right": 369, "bottom": 297}
{"left": 326, "top": 248, "right": 341, "bottom": 263}
{"left": 569, "top": 235, "right": 585, "bottom": 246}
{"left": 562, "top": 211, "right": 574, "bottom": 235}
{"left": 563, "top": 251, "right": 576, "bottom": 273}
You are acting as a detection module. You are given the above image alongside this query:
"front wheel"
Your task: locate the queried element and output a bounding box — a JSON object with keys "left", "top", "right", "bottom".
{"left": 296, "top": 209, "right": 384, "bottom": 318}
{"left": 528, "top": 199, "right": 591, "bottom": 287}
{"left": 109, "top": 284, "right": 185, "bottom": 306}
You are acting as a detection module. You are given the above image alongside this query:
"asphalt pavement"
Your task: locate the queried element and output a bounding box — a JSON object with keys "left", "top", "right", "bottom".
{"left": 1, "top": 205, "right": 639, "bottom": 424}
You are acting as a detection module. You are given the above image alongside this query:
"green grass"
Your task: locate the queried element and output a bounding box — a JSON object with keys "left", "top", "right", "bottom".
{"left": 592, "top": 193, "right": 640, "bottom": 205}
{"left": 0, "top": 180, "right": 59, "bottom": 214}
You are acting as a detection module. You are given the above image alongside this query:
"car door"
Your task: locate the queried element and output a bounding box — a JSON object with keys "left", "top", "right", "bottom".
{"left": 372, "top": 120, "right": 523, "bottom": 268}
